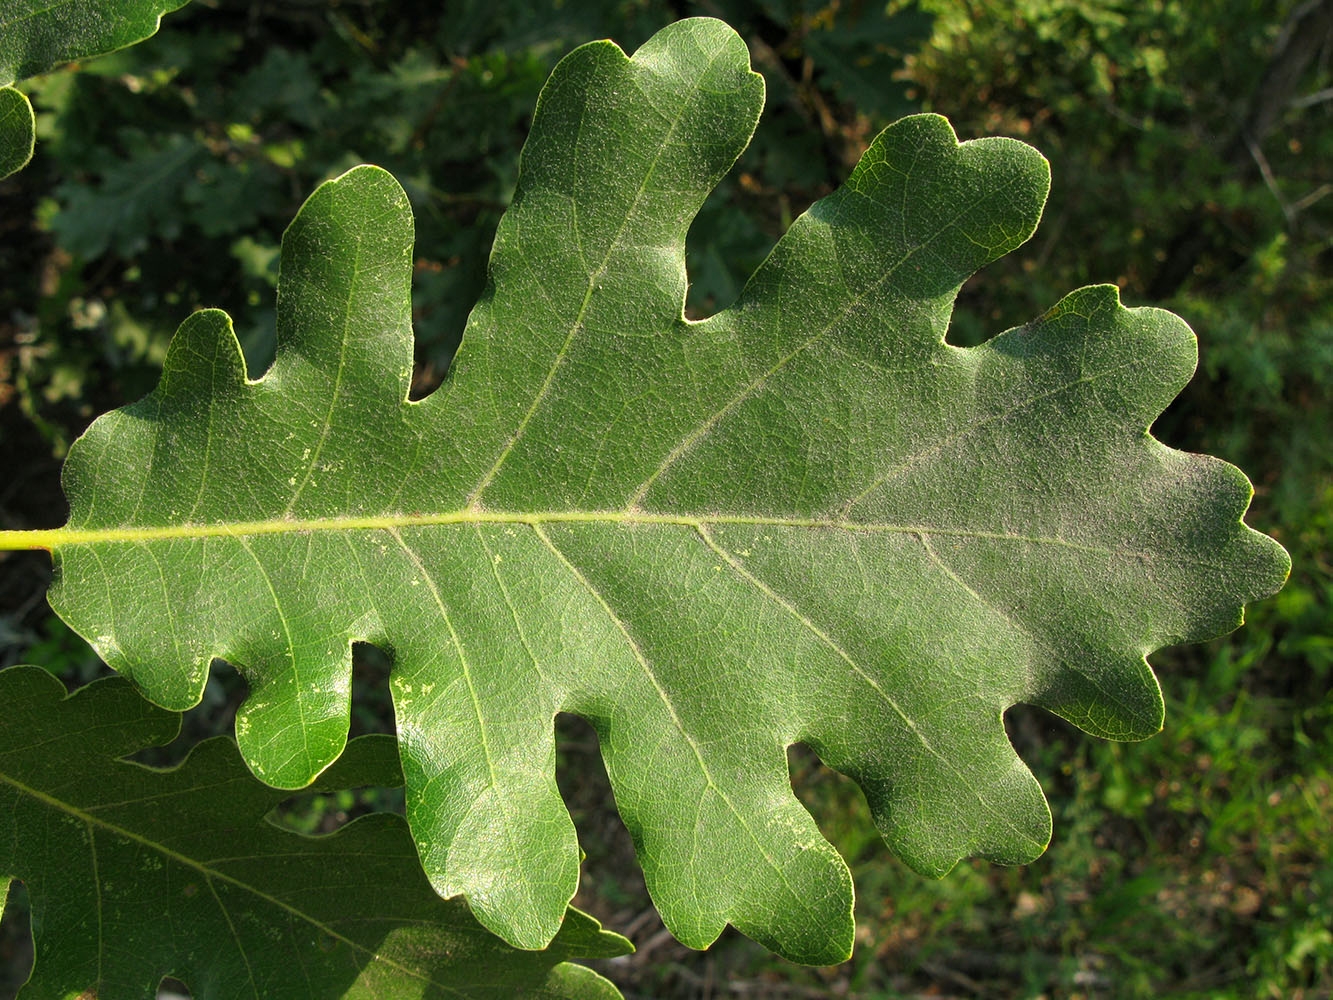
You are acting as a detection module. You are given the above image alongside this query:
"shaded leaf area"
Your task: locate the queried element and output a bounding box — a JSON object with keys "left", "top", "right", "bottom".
{"left": 24, "top": 18, "right": 1287, "bottom": 966}
{"left": 0, "top": 86, "right": 34, "bottom": 179}
{"left": 0, "top": 666, "right": 629, "bottom": 999}
{"left": 0, "top": 0, "right": 191, "bottom": 86}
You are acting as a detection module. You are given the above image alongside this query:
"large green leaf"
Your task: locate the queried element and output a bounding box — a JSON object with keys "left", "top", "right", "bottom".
{"left": 0, "top": 666, "right": 629, "bottom": 999}
{"left": 0, "top": 17, "right": 1288, "bottom": 965}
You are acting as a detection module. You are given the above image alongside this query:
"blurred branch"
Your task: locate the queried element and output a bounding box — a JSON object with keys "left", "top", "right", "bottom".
{"left": 1246, "top": 136, "right": 1295, "bottom": 226}
{"left": 1148, "top": 0, "right": 1333, "bottom": 298}
{"left": 1290, "top": 84, "right": 1333, "bottom": 108}
{"left": 1291, "top": 182, "right": 1332, "bottom": 213}
{"left": 1235, "top": 0, "right": 1333, "bottom": 150}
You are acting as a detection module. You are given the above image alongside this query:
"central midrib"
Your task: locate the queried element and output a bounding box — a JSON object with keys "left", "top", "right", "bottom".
{"left": 0, "top": 510, "right": 1142, "bottom": 562}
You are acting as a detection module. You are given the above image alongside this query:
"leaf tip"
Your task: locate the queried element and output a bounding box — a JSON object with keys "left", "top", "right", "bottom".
{"left": 868, "top": 113, "right": 1051, "bottom": 266}
{"left": 284, "top": 162, "right": 413, "bottom": 247}
{"left": 630, "top": 16, "right": 765, "bottom": 120}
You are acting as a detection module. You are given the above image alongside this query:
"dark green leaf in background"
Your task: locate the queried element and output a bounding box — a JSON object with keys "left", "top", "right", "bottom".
{"left": 0, "top": 17, "right": 1289, "bottom": 967}
{"left": 49, "top": 134, "right": 204, "bottom": 258}
{"left": 0, "top": 665, "right": 629, "bottom": 999}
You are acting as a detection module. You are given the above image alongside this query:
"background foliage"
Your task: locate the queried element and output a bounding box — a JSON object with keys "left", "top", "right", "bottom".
{"left": 0, "top": 0, "right": 1328, "bottom": 997}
